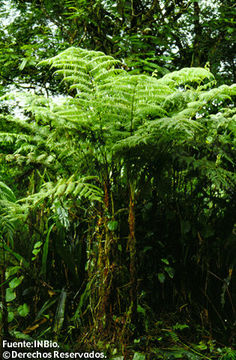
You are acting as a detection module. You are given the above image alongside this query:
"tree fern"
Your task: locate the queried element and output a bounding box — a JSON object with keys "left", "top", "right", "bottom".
{"left": 1, "top": 46, "right": 235, "bottom": 214}
{"left": 0, "top": 47, "right": 235, "bottom": 341}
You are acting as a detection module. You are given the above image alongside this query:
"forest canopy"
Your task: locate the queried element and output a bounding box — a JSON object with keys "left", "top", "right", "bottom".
{"left": 0, "top": 1, "right": 235, "bottom": 360}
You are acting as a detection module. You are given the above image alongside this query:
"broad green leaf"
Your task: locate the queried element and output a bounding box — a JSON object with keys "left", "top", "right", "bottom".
{"left": 8, "top": 311, "right": 14, "bottom": 322}
{"left": 161, "top": 258, "right": 169, "bottom": 265}
{"left": 6, "top": 266, "right": 21, "bottom": 279}
{"left": 53, "top": 289, "right": 67, "bottom": 335}
{"left": 11, "top": 331, "right": 33, "bottom": 340}
{"left": 32, "top": 248, "right": 41, "bottom": 256}
{"left": 41, "top": 224, "right": 54, "bottom": 277}
{"left": 6, "top": 288, "right": 16, "bottom": 302}
{"left": 108, "top": 220, "right": 118, "bottom": 231}
{"left": 34, "top": 241, "right": 43, "bottom": 248}
{"left": 133, "top": 353, "right": 145, "bottom": 360}
{"left": 18, "top": 303, "right": 30, "bottom": 317}
{"left": 9, "top": 276, "right": 24, "bottom": 289}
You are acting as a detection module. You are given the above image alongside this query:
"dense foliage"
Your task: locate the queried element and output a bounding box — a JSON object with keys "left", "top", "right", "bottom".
{"left": 0, "top": 46, "right": 235, "bottom": 359}
{"left": 0, "top": 1, "right": 235, "bottom": 359}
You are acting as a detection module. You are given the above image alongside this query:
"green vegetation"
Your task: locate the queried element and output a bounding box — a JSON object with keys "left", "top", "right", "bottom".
{"left": 0, "top": 1, "right": 235, "bottom": 360}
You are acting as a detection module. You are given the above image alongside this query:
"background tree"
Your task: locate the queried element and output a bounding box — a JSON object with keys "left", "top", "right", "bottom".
{"left": 0, "top": 0, "right": 235, "bottom": 97}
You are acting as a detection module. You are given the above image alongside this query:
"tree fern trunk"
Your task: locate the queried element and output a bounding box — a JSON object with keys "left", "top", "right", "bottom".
{"left": 96, "top": 178, "right": 114, "bottom": 334}
{"left": 128, "top": 183, "right": 138, "bottom": 328}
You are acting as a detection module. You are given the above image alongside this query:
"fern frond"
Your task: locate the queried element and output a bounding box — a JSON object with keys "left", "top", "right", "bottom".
{"left": 39, "top": 47, "right": 123, "bottom": 95}
{"left": 0, "top": 132, "right": 30, "bottom": 144}
{"left": 198, "top": 84, "right": 236, "bottom": 103}
{"left": 0, "top": 181, "right": 16, "bottom": 202}
{"left": 196, "top": 159, "right": 235, "bottom": 189}
{"left": 159, "top": 67, "right": 215, "bottom": 88}
{"left": 17, "top": 176, "right": 103, "bottom": 209}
